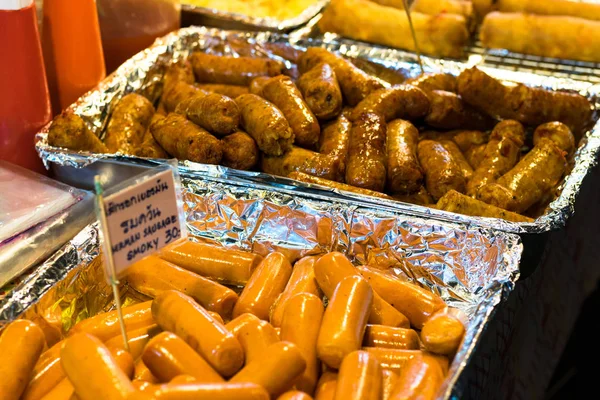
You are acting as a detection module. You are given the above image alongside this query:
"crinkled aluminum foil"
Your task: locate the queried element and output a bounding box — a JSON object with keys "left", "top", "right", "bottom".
{"left": 35, "top": 26, "right": 600, "bottom": 234}
{"left": 0, "top": 168, "right": 521, "bottom": 399}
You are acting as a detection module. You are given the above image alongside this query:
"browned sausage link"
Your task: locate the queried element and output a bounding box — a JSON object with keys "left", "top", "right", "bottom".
{"left": 296, "top": 62, "right": 343, "bottom": 121}
{"left": 104, "top": 93, "right": 155, "bottom": 154}
{"left": 195, "top": 83, "right": 249, "bottom": 98}
{"left": 221, "top": 131, "right": 259, "bottom": 171}
{"left": 263, "top": 42, "right": 305, "bottom": 63}
{"left": 350, "top": 85, "right": 430, "bottom": 122}
{"left": 436, "top": 190, "right": 534, "bottom": 223}
{"left": 136, "top": 114, "right": 169, "bottom": 158}
{"left": 392, "top": 186, "right": 434, "bottom": 206}
{"left": 175, "top": 92, "right": 240, "bottom": 136}
{"left": 262, "top": 76, "right": 321, "bottom": 149}
{"left": 249, "top": 77, "right": 272, "bottom": 97}
{"left": 466, "top": 120, "right": 525, "bottom": 196}
{"left": 450, "top": 130, "right": 488, "bottom": 152}
{"left": 319, "top": 113, "right": 351, "bottom": 179}
{"left": 477, "top": 138, "right": 567, "bottom": 213}
{"left": 439, "top": 140, "right": 473, "bottom": 181}
{"left": 457, "top": 67, "right": 515, "bottom": 120}
{"left": 533, "top": 121, "right": 576, "bottom": 155}
{"left": 235, "top": 94, "right": 294, "bottom": 156}
{"left": 163, "top": 61, "right": 195, "bottom": 97}
{"left": 48, "top": 112, "right": 108, "bottom": 153}
{"left": 464, "top": 143, "right": 486, "bottom": 169}
{"left": 298, "top": 48, "right": 384, "bottom": 106}
{"left": 162, "top": 81, "right": 204, "bottom": 113}
{"left": 190, "top": 53, "right": 284, "bottom": 86}
{"left": 424, "top": 90, "right": 495, "bottom": 130}
{"left": 405, "top": 73, "right": 458, "bottom": 93}
{"left": 150, "top": 113, "right": 223, "bottom": 163}
{"left": 417, "top": 140, "right": 466, "bottom": 201}
{"left": 262, "top": 146, "right": 343, "bottom": 182}
{"left": 345, "top": 113, "right": 388, "bottom": 192}
{"left": 386, "top": 119, "right": 423, "bottom": 194}
{"left": 289, "top": 171, "right": 393, "bottom": 200}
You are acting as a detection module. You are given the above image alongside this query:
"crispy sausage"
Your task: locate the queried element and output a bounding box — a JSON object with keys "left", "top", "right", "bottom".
{"left": 104, "top": 93, "right": 155, "bottom": 154}
{"left": 175, "top": 92, "right": 240, "bottom": 136}
{"left": 381, "top": 369, "right": 399, "bottom": 400}
{"left": 105, "top": 325, "right": 161, "bottom": 360}
{"left": 289, "top": 172, "right": 394, "bottom": 200}
{"left": 386, "top": 119, "right": 423, "bottom": 194}
{"left": 234, "top": 318, "right": 280, "bottom": 365}
{"left": 363, "top": 325, "right": 420, "bottom": 350}
{"left": 222, "top": 131, "right": 259, "bottom": 171}
{"left": 389, "top": 354, "right": 445, "bottom": 400}
{"left": 281, "top": 293, "right": 324, "bottom": 394}
{"left": 436, "top": 190, "right": 534, "bottom": 222}
{"left": 405, "top": 73, "right": 457, "bottom": 93}
{"left": 356, "top": 266, "right": 446, "bottom": 329}
{"left": 334, "top": 350, "right": 382, "bottom": 400}
{"left": 317, "top": 275, "right": 374, "bottom": 369}
{"left": 297, "top": 62, "right": 343, "bottom": 121}
{"left": 345, "top": 113, "right": 387, "bottom": 192}
{"left": 151, "top": 382, "right": 270, "bottom": 400}
{"left": 190, "top": 53, "right": 283, "bottom": 86}
{"left": 162, "top": 81, "right": 203, "bottom": 113}
{"left": 136, "top": 114, "right": 169, "bottom": 158}
{"left": 298, "top": 48, "right": 384, "bottom": 106}
{"left": 232, "top": 252, "right": 293, "bottom": 320}
{"left": 249, "top": 77, "right": 272, "bottom": 96}
{"left": 319, "top": 113, "right": 351, "bottom": 167}
{"left": 195, "top": 83, "right": 249, "bottom": 98}
{"left": 315, "top": 372, "right": 338, "bottom": 400}
{"left": 150, "top": 113, "right": 223, "bottom": 163}
{"left": 159, "top": 239, "right": 263, "bottom": 286}
{"left": 163, "top": 61, "right": 195, "bottom": 98}
{"left": 314, "top": 252, "right": 409, "bottom": 328}
{"left": 229, "top": 342, "right": 307, "bottom": 397}
{"left": 47, "top": 112, "right": 108, "bottom": 153}
{"left": 439, "top": 140, "right": 473, "bottom": 181}
{"left": 22, "top": 341, "right": 65, "bottom": 400}
{"left": 464, "top": 143, "right": 487, "bottom": 169}
{"left": 420, "top": 311, "right": 465, "bottom": 355}
{"left": 533, "top": 121, "right": 575, "bottom": 155}
{"left": 417, "top": 140, "right": 466, "bottom": 201}
{"left": 151, "top": 290, "right": 244, "bottom": 377}
{"left": 277, "top": 391, "right": 313, "bottom": 400}
{"left": 236, "top": 93, "right": 294, "bottom": 156}
{"left": 456, "top": 67, "right": 516, "bottom": 120}
{"left": 451, "top": 130, "right": 488, "bottom": 152}
{"left": 350, "top": 86, "right": 430, "bottom": 122}
{"left": 362, "top": 348, "right": 423, "bottom": 375}
{"left": 261, "top": 146, "right": 344, "bottom": 182}
{"left": 392, "top": 186, "right": 434, "bottom": 206}
{"left": 424, "top": 90, "right": 494, "bottom": 130}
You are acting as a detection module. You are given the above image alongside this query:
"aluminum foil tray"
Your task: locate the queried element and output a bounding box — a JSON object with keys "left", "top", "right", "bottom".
{"left": 0, "top": 169, "right": 521, "bottom": 399}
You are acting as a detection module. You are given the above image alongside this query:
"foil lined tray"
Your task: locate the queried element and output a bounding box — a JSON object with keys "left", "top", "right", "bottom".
{"left": 0, "top": 169, "right": 522, "bottom": 400}
{"left": 34, "top": 26, "right": 600, "bottom": 235}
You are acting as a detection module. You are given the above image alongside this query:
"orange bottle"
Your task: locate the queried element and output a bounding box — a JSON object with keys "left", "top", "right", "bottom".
{"left": 42, "top": 0, "right": 106, "bottom": 114}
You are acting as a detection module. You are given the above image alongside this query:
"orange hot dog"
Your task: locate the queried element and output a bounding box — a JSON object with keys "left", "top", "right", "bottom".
{"left": 159, "top": 240, "right": 263, "bottom": 285}
{"left": 233, "top": 252, "right": 293, "bottom": 320}
{"left": 151, "top": 382, "right": 270, "bottom": 400}
{"left": 278, "top": 391, "right": 314, "bottom": 400}
{"left": 270, "top": 256, "right": 322, "bottom": 327}
{"left": 151, "top": 290, "right": 244, "bottom": 377}
{"left": 362, "top": 348, "right": 422, "bottom": 375}
{"left": 230, "top": 341, "right": 307, "bottom": 397}
{"left": 169, "top": 375, "right": 197, "bottom": 384}
{"left": 315, "top": 372, "right": 337, "bottom": 400}
{"left": 314, "top": 252, "right": 410, "bottom": 328}
{"left": 317, "top": 275, "right": 373, "bottom": 369}
{"left": 60, "top": 333, "right": 136, "bottom": 400}
{"left": 142, "top": 332, "right": 224, "bottom": 383}
{"left": 281, "top": 293, "right": 324, "bottom": 394}
{"left": 22, "top": 341, "right": 64, "bottom": 400}
{"left": 36, "top": 376, "right": 72, "bottom": 400}
{"left": 382, "top": 369, "right": 399, "bottom": 400}
{"left": 363, "top": 325, "right": 420, "bottom": 350}
{"left": 208, "top": 312, "right": 225, "bottom": 325}
{"left": 356, "top": 266, "right": 446, "bottom": 329}
{"left": 389, "top": 354, "right": 445, "bottom": 400}
{"left": 127, "top": 255, "right": 239, "bottom": 317}
{"left": 0, "top": 320, "right": 46, "bottom": 400}
{"left": 225, "top": 313, "right": 262, "bottom": 336}
{"left": 234, "top": 318, "right": 280, "bottom": 365}
{"left": 105, "top": 325, "right": 161, "bottom": 360}
{"left": 134, "top": 359, "right": 159, "bottom": 383}
{"left": 334, "top": 350, "right": 382, "bottom": 400}
{"left": 420, "top": 311, "right": 465, "bottom": 356}
{"left": 69, "top": 301, "right": 154, "bottom": 342}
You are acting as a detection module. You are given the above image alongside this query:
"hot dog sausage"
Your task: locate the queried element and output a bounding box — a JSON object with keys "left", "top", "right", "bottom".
{"left": 190, "top": 53, "right": 284, "bottom": 86}
{"left": 175, "top": 92, "right": 240, "bottom": 136}
{"left": 289, "top": 172, "right": 394, "bottom": 200}
{"left": 297, "top": 62, "right": 343, "bottom": 121}
{"left": 420, "top": 311, "right": 465, "bottom": 355}
{"left": 277, "top": 391, "right": 313, "bottom": 400}
{"left": 234, "top": 318, "right": 280, "bottom": 365}
{"left": 436, "top": 190, "right": 534, "bottom": 222}
{"left": 417, "top": 140, "right": 466, "bottom": 201}
{"left": 22, "top": 341, "right": 65, "bottom": 400}
{"left": 47, "top": 112, "right": 108, "bottom": 153}
{"left": 334, "top": 351, "right": 382, "bottom": 400}
{"left": 222, "top": 131, "right": 259, "bottom": 171}
{"left": 381, "top": 369, "right": 399, "bottom": 400}
{"left": 225, "top": 313, "right": 262, "bottom": 337}
{"left": 105, "top": 325, "right": 161, "bottom": 361}
{"left": 151, "top": 382, "right": 270, "bottom": 400}
{"left": 386, "top": 119, "right": 423, "bottom": 194}
{"left": 389, "top": 354, "right": 445, "bottom": 400}
{"left": 350, "top": 86, "right": 430, "bottom": 122}
{"left": 104, "top": 93, "right": 155, "bottom": 154}
{"left": 363, "top": 325, "right": 420, "bottom": 350}
{"left": 362, "top": 348, "right": 423, "bottom": 375}
{"left": 315, "top": 372, "right": 337, "bottom": 400}
{"left": 134, "top": 359, "right": 159, "bottom": 383}
{"left": 261, "top": 146, "right": 344, "bottom": 182}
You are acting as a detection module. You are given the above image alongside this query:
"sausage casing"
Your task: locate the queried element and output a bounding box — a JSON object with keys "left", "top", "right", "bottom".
{"left": 350, "top": 86, "right": 430, "bottom": 122}
{"left": 195, "top": 83, "right": 249, "bottom": 98}
{"left": 104, "top": 93, "right": 155, "bottom": 154}
{"left": 405, "top": 73, "right": 457, "bottom": 93}
{"left": 363, "top": 325, "right": 420, "bottom": 350}
{"left": 436, "top": 190, "right": 534, "bottom": 222}
{"left": 334, "top": 351, "right": 382, "bottom": 400}
{"left": 48, "top": 112, "right": 108, "bottom": 153}
{"left": 533, "top": 121, "right": 575, "bottom": 155}
{"left": 190, "top": 53, "right": 284, "bottom": 86}
{"left": 222, "top": 131, "right": 259, "bottom": 171}
{"left": 162, "top": 81, "right": 203, "bottom": 113}
{"left": 386, "top": 119, "right": 423, "bottom": 194}
{"left": 420, "top": 311, "right": 465, "bottom": 356}
{"left": 289, "top": 172, "right": 394, "bottom": 200}
{"left": 234, "top": 319, "right": 280, "bottom": 365}
{"left": 417, "top": 140, "right": 466, "bottom": 201}
{"left": 175, "top": 92, "right": 240, "bottom": 136}
{"left": 319, "top": 113, "right": 351, "bottom": 178}
{"left": 296, "top": 62, "right": 343, "bottom": 120}
{"left": 261, "top": 146, "right": 344, "bottom": 182}
{"left": 424, "top": 90, "right": 494, "bottom": 130}
{"left": 439, "top": 139, "right": 473, "bottom": 181}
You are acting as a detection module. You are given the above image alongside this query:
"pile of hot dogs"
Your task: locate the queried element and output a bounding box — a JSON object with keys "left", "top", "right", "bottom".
{"left": 0, "top": 239, "right": 465, "bottom": 400}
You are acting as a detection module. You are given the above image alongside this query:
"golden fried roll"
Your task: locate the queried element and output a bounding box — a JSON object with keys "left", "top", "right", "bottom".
{"left": 417, "top": 140, "right": 466, "bottom": 201}
{"left": 350, "top": 86, "right": 430, "bottom": 123}
{"left": 60, "top": 333, "right": 136, "bottom": 400}
{"left": 233, "top": 252, "right": 293, "bottom": 320}
{"left": 127, "top": 255, "right": 239, "bottom": 317}
{"left": 297, "top": 62, "right": 343, "bottom": 121}
{"left": 381, "top": 369, "right": 399, "bottom": 400}
{"left": 386, "top": 119, "right": 423, "bottom": 194}
{"left": 439, "top": 140, "right": 473, "bottom": 181}
{"left": 137, "top": 115, "right": 169, "bottom": 159}
{"left": 150, "top": 113, "right": 223, "bottom": 164}
{"left": 363, "top": 348, "right": 422, "bottom": 375}
{"left": 456, "top": 67, "right": 515, "bottom": 120}
{"left": 425, "top": 90, "right": 494, "bottom": 130}
{"left": 281, "top": 293, "right": 324, "bottom": 394}
{"left": 0, "top": 320, "right": 45, "bottom": 400}
{"left": 190, "top": 53, "right": 284, "bottom": 86}
{"left": 249, "top": 76, "right": 272, "bottom": 96}
{"left": 389, "top": 354, "right": 444, "bottom": 400}
{"left": 47, "top": 112, "right": 108, "bottom": 153}
{"left": 412, "top": 0, "right": 474, "bottom": 29}
{"left": 175, "top": 92, "right": 240, "bottom": 136}
{"left": 105, "top": 325, "right": 161, "bottom": 361}
{"left": 335, "top": 351, "right": 382, "bottom": 400}
{"left": 229, "top": 342, "right": 307, "bottom": 397}
{"left": 70, "top": 301, "right": 153, "bottom": 342}
{"left": 195, "top": 83, "right": 249, "bottom": 98}
{"left": 236, "top": 93, "right": 294, "bottom": 156}
{"left": 262, "top": 75, "right": 321, "bottom": 149}
{"left": 222, "top": 131, "right": 260, "bottom": 170}
{"left": 392, "top": 186, "right": 434, "bottom": 206}
{"left": 104, "top": 93, "right": 154, "bottom": 154}
{"left": 363, "top": 325, "right": 419, "bottom": 350}
{"left": 163, "top": 61, "right": 195, "bottom": 98}
{"left": 405, "top": 73, "right": 457, "bottom": 94}
{"left": 298, "top": 48, "right": 384, "bottom": 106}
{"left": 466, "top": 120, "right": 525, "bottom": 196}
{"left": 162, "top": 81, "right": 203, "bottom": 113}
{"left": 235, "top": 318, "right": 280, "bottom": 365}
{"left": 142, "top": 332, "right": 224, "bottom": 383}
{"left": 150, "top": 383, "right": 270, "bottom": 400}
{"left": 436, "top": 190, "right": 534, "bottom": 223}
{"left": 151, "top": 290, "right": 244, "bottom": 377}
{"left": 356, "top": 266, "right": 446, "bottom": 329}
{"left": 315, "top": 372, "right": 337, "bottom": 400}
{"left": 290, "top": 172, "right": 393, "bottom": 200}
{"left": 317, "top": 275, "right": 373, "bottom": 369}
{"left": 262, "top": 146, "right": 343, "bottom": 182}
{"left": 318, "top": 0, "right": 469, "bottom": 59}
{"left": 345, "top": 113, "right": 387, "bottom": 192}
{"left": 278, "top": 391, "right": 313, "bottom": 400}
{"left": 22, "top": 341, "right": 65, "bottom": 400}
{"left": 533, "top": 121, "right": 576, "bottom": 155}
{"left": 497, "top": 0, "right": 600, "bottom": 20}
{"left": 270, "top": 256, "right": 322, "bottom": 327}
{"left": 477, "top": 139, "right": 567, "bottom": 213}
{"left": 226, "top": 313, "right": 262, "bottom": 337}
{"left": 465, "top": 144, "right": 486, "bottom": 169}
{"left": 420, "top": 312, "right": 465, "bottom": 356}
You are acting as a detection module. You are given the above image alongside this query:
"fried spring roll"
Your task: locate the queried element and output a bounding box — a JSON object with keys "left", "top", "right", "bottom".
{"left": 363, "top": 325, "right": 420, "bottom": 350}
{"left": 175, "top": 92, "right": 240, "bottom": 136}
{"left": 47, "top": 112, "right": 108, "bottom": 153}
{"left": 417, "top": 140, "right": 466, "bottom": 201}
{"left": 412, "top": 0, "right": 475, "bottom": 30}
{"left": 195, "top": 83, "right": 249, "bottom": 98}
{"left": 386, "top": 119, "right": 423, "bottom": 194}
{"left": 405, "top": 73, "right": 457, "bottom": 94}
{"left": 425, "top": 90, "right": 494, "bottom": 130}
{"left": 296, "top": 62, "right": 343, "bottom": 121}
{"left": 439, "top": 140, "right": 473, "bottom": 181}
{"left": 350, "top": 85, "right": 430, "bottom": 123}
{"left": 262, "top": 146, "right": 343, "bottom": 182}
{"left": 104, "top": 93, "right": 155, "bottom": 154}
{"left": 190, "top": 53, "right": 284, "bottom": 86}
{"left": 289, "top": 172, "right": 393, "bottom": 200}
{"left": 497, "top": 0, "right": 600, "bottom": 21}
{"left": 533, "top": 121, "right": 575, "bottom": 155}
{"left": 221, "top": 131, "right": 259, "bottom": 171}
{"left": 436, "top": 190, "right": 533, "bottom": 222}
